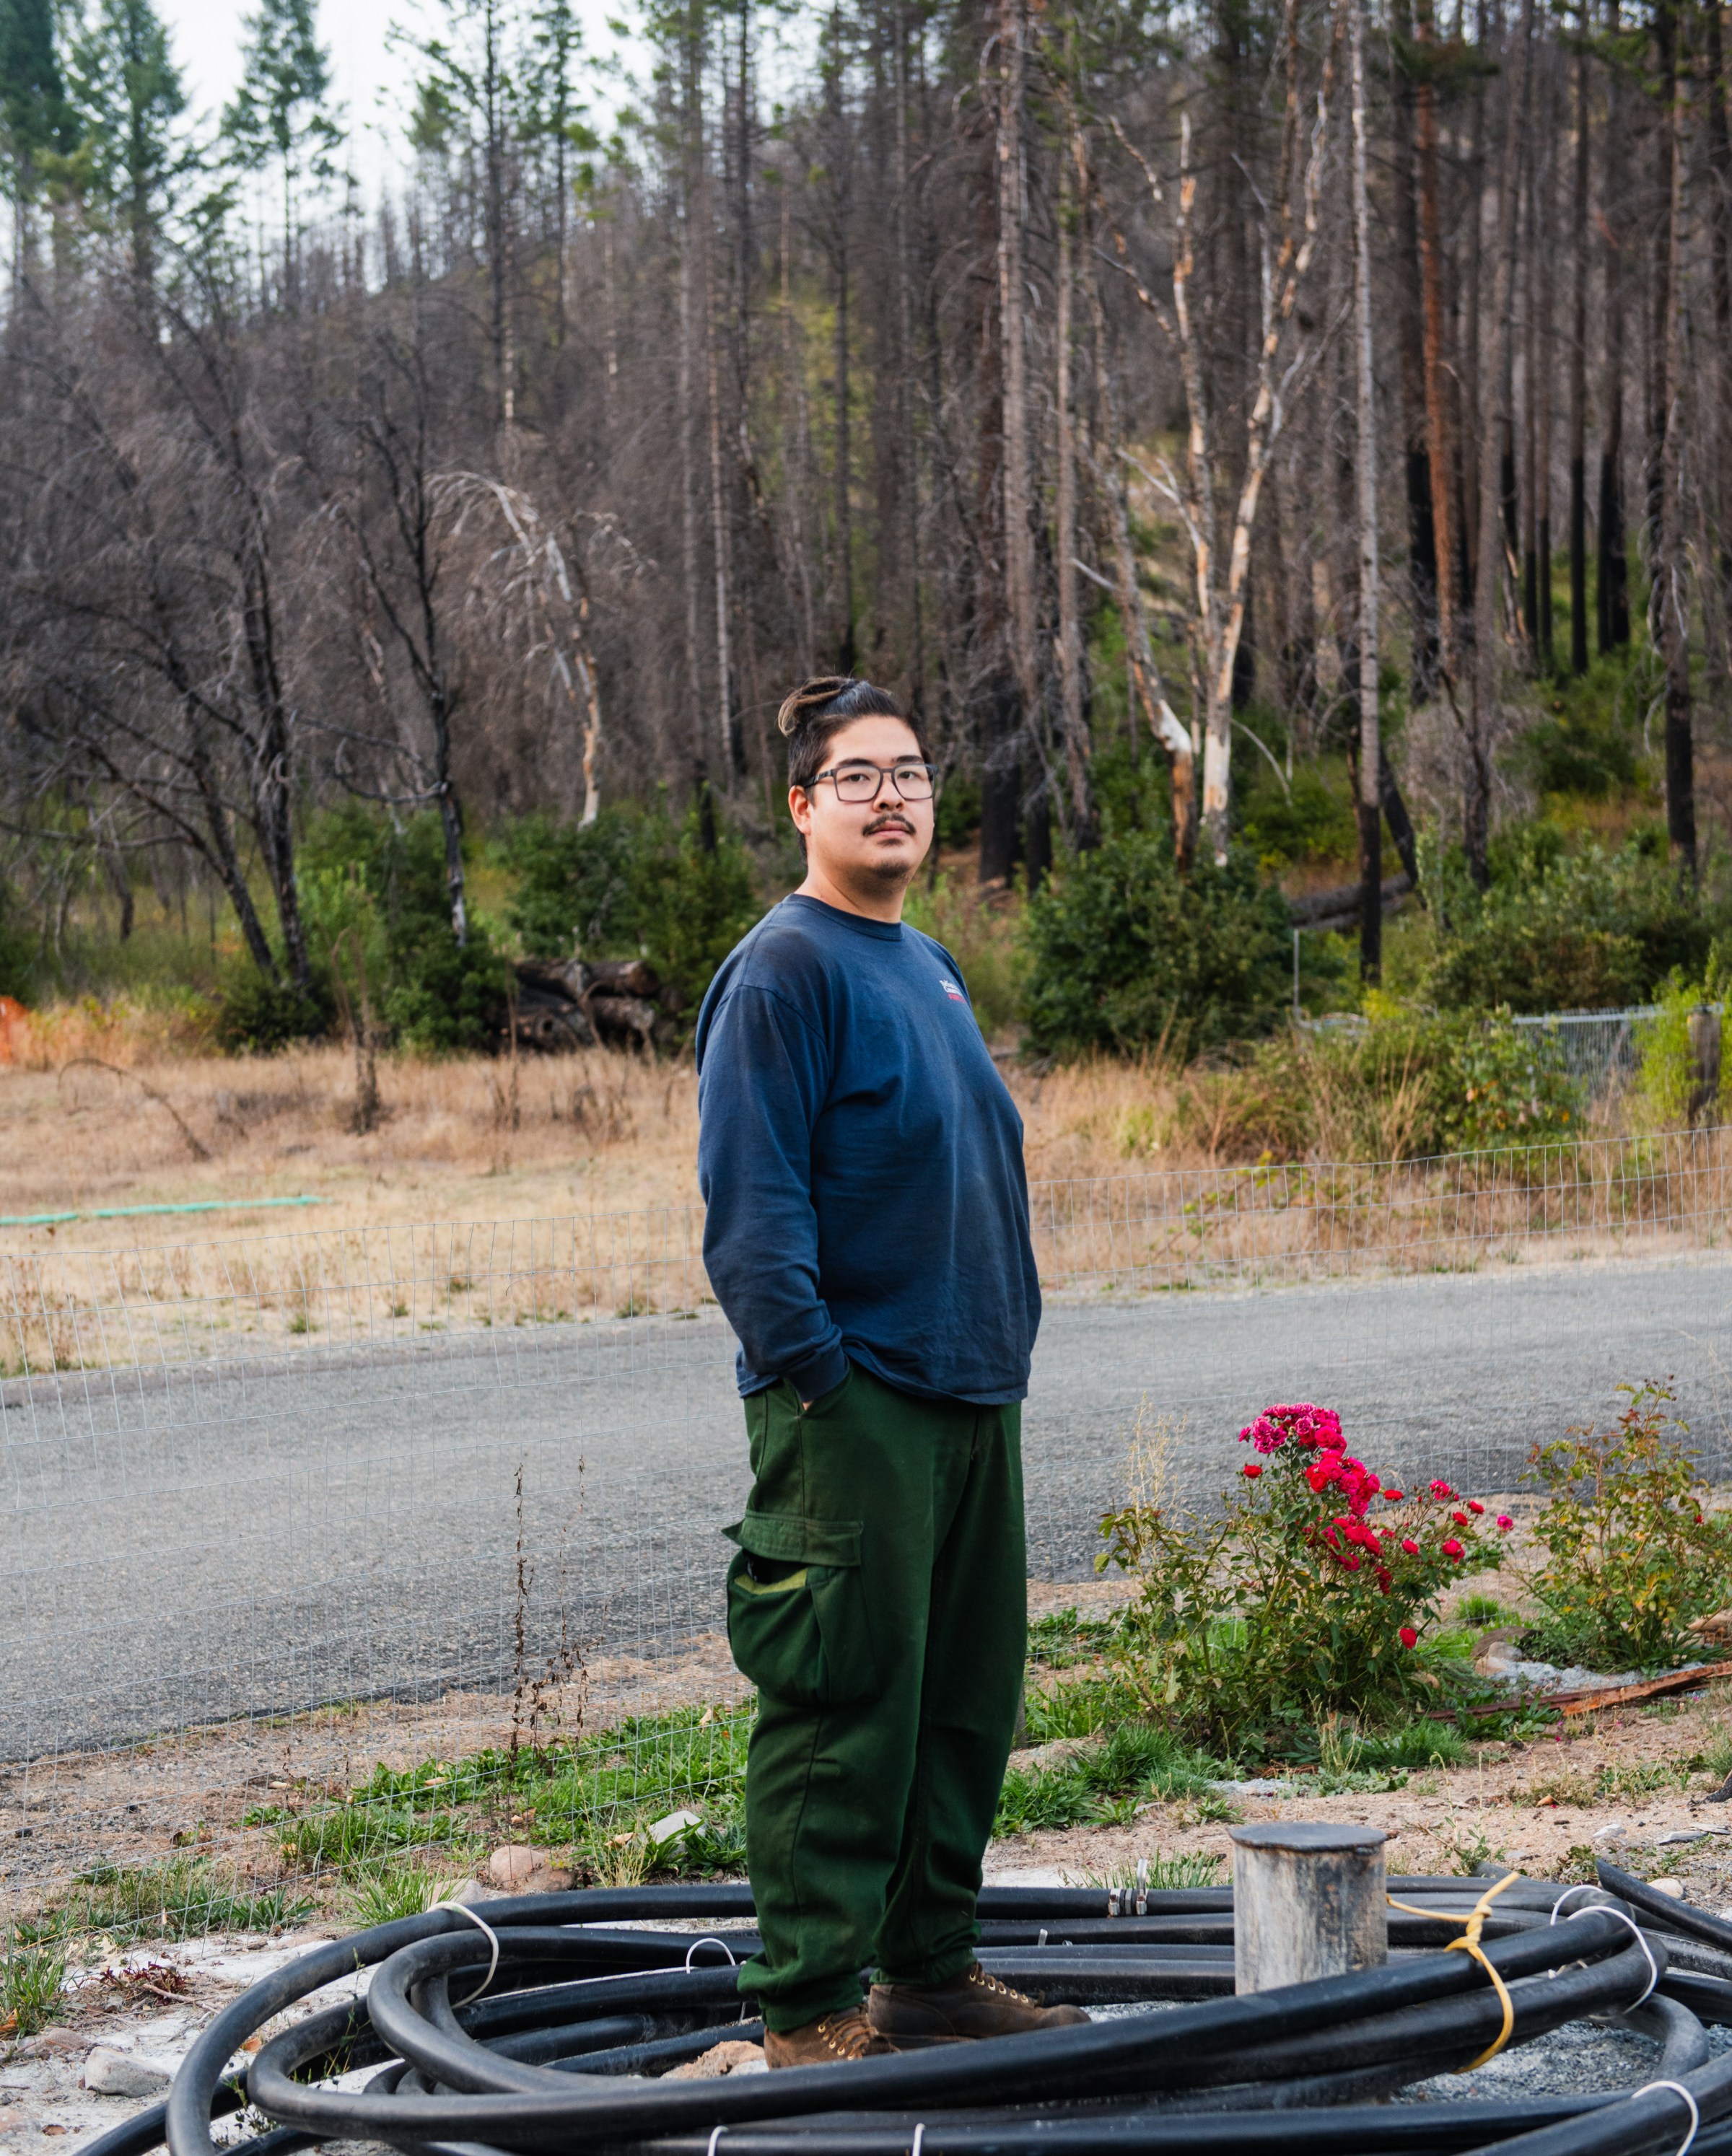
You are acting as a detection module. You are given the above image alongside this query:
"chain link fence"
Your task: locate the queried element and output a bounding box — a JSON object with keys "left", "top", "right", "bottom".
{"left": 3, "top": 1126, "right": 1730, "bottom": 1934}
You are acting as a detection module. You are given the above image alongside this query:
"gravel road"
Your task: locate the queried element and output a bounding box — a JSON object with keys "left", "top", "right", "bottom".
{"left": 4, "top": 1255, "right": 1729, "bottom": 1760}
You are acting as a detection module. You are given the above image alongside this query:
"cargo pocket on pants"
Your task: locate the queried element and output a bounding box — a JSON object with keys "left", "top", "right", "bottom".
{"left": 724, "top": 1509, "right": 879, "bottom": 1709}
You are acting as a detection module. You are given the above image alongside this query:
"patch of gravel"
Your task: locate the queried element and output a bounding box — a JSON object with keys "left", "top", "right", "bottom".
{"left": 1404, "top": 2017, "right": 1732, "bottom": 2102}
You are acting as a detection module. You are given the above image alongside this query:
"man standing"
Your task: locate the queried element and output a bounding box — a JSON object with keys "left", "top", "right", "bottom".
{"left": 695, "top": 677, "right": 1085, "bottom": 2067}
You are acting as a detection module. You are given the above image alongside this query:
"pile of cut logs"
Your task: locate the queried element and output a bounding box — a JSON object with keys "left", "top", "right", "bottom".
{"left": 508, "top": 958, "right": 686, "bottom": 1054}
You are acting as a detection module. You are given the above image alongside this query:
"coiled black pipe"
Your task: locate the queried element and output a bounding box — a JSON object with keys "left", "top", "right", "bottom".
{"left": 74, "top": 1870, "right": 1731, "bottom": 2156}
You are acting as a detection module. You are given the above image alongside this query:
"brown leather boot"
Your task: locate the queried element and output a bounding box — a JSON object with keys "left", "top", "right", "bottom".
{"left": 763, "top": 2006, "right": 896, "bottom": 2068}
{"left": 869, "top": 1962, "right": 1090, "bottom": 2046}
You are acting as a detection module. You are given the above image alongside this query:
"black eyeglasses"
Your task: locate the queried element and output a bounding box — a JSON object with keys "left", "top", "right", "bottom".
{"left": 805, "top": 760, "right": 938, "bottom": 803}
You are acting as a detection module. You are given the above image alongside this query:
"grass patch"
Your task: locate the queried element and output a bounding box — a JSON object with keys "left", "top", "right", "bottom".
{"left": 1023, "top": 1673, "right": 1145, "bottom": 1743}
{"left": 1354, "top": 1718, "right": 1469, "bottom": 1771}
{"left": 1077, "top": 1852, "right": 1226, "bottom": 1895}
{"left": 355, "top": 1704, "right": 756, "bottom": 1843}
{"left": 1698, "top": 1725, "right": 1732, "bottom": 1782}
{"left": 344, "top": 1859, "right": 469, "bottom": 1927}
{"left": 1597, "top": 1758, "right": 1694, "bottom": 1800}
{"left": 67, "top": 1860, "right": 312, "bottom": 1941}
{"left": 276, "top": 1802, "right": 478, "bottom": 1871}
{"left": 1, "top": 1933, "right": 66, "bottom": 2038}
{"left": 1026, "top": 1608, "right": 1123, "bottom": 1670}
{"left": 1527, "top": 1768, "right": 1598, "bottom": 1807}
{"left": 994, "top": 1721, "right": 1223, "bottom": 1835}
{"left": 318, "top": 1705, "right": 758, "bottom": 1888}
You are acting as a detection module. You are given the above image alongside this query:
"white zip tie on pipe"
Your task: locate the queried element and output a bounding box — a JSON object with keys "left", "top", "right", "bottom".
{"left": 684, "top": 1935, "right": 739, "bottom": 1970}
{"left": 707, "top": 2126, "right": 729, "bottom": 2156}
{"left": 1630, "top": 2080, "right": 1700, "bottom": 2156}
{"left": 1548, "top": 1897, "right": 1659, "bottom": 2003}
{"left": 1549, "top": 1884, "right": 1611, "bottom": 1921}
{"left": 911, "top": 2124, "right": 927, "bottom": 2156}
{"left": 431, "top": 1900, "right": 501, "bottom": 2008}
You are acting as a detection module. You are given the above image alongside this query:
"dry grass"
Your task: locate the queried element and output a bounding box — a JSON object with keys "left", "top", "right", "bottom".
{"left": 3, "top": 1035, "right": 1726, "bottom": 1375}
{"left": 0, "top": 1036, "right": 1210, "bottom": 1251}
{"left": 0, "top": 1043, "right": 705, "bottom": 1239}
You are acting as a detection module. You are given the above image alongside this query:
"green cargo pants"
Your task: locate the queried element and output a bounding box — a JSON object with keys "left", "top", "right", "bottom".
{"left": 722, "top": 1361, "right": 1025, "bottom": 2033}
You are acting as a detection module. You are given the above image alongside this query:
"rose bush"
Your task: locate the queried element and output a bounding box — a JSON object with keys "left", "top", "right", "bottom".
{"left": 1097, "top": 1402, "right": 1507, "bottom": 1748}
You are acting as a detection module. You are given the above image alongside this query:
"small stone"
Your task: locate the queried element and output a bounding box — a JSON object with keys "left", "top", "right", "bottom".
{"left": 19, "top": 2030, "right": 82, "bottom": 2060}
{"left": 1647, "top": 1878, "right": 1686, "bottom": 1899}
{"left": 665, "top": 2040, "right": 767, "bottom": 2080}
{"left": 83, "top": 2048, "right": 172, "bottom": 2098}
{"left": 486, "top": 1845, "right": 572, "bottom": 1893}
{"left": 645, "top": 1809, "right": 704, "bottom": 1849}
{"left": 1656, "top": 1830, "right": 1710, "bottom": 1847}
{"left": 0, "top": 2105, "right": 29, "bottom": 2138}
{"left": 1591, "top": 1821, "right": 1629, "bottom": 1846}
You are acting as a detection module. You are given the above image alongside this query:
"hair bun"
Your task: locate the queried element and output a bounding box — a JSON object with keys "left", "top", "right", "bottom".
{"left": 777, "top": 676, "right": 856, "bottom": 737}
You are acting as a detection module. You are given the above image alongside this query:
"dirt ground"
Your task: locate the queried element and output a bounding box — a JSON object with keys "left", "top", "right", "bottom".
{"left": 8, "top": 1585, "right": 1731, "bottom": 1926}
{"left": 1002, "top": 1680, "right": 1732, "bottom": 1900}
{"left": 4, "top": 1670, "right": 1731, "bottom": 2153}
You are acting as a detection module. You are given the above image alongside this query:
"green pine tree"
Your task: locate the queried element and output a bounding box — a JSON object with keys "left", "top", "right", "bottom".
{"left": 0, "top": 0, "right": 74, "bottom": 222}
{"left": 222, "top": 0, "right": 339, "bottom": 296}
{"left": 65, "top": 0, "right": 186, "bottom": 281}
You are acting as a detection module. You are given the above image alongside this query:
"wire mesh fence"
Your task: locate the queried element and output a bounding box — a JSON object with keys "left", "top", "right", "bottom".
{"left": 3, "top": 1126, "right": 1731, "bottom": 1937}
{"left": 1509, "top": 1004, "right": 1668, "bottom": 1099}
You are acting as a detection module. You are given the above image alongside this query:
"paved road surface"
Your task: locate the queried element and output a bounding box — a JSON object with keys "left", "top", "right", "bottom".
{"left": 4, "top": 1256, "right": 1729, "bottom": 1758}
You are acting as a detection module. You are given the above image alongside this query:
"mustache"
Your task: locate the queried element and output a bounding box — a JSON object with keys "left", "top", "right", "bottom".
{"left": 864, "top": 813, "right": 915, "bottom": 834}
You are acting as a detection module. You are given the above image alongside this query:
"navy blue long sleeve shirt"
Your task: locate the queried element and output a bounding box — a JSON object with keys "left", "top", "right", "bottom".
{"left": 694, "top": 895, "right": 1041, "bottom": 1404}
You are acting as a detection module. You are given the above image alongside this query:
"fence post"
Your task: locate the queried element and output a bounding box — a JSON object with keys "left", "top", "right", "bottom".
{"left": 1231, "top": 1821, "right": 1388, "bottom": 1991}
{"left": 1687, "top": 1006, "right": 1721, "bottom": 1126}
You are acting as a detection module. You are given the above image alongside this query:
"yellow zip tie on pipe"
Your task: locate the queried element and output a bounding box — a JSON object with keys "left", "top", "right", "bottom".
{"left": 1386, "top": 1869, "right": 1521, "bottom": 2070}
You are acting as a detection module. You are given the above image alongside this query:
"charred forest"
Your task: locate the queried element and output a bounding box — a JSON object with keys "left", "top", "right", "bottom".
{"left": 1, "top": 0, "right": 1729, "bottom": 1032}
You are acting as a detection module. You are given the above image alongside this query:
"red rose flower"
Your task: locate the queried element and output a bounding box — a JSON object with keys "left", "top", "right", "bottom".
{"left": 1452, "top": 1510, "right": 1470, "bottom": 1526}
{"left": 1467, "top": 1501, "right": 1485, "bottom": 1515}
{"left": 1401, "top": 1538, "right": 1420, "bottom": 1555}
{"left": 1399, "top": 1626, "right": 1419, "bottom": 1648}
{"left": 1442, "top": 1538, "right": 1464, "bottom": 1561}
{"left": 1496, "top": 1515, "right": 1513, "bottom": 1531}
{"left": 1383, "top": 1488, "right": 1404, "bottom": 1502}
{"left": 1242, "top": 1462, "right": 1262, "bottom": 1478}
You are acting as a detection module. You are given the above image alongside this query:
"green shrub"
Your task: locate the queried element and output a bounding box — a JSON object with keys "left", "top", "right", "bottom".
{"left": 1635, "top": 959, "right": 1728, "bottom": 1126}
{"left": 299, "top": 806, "right": 510, "bottom": 1055}
{"left": 1178, "top": 1006, "right": 1581, "bottom": 1162}
{"left": 1523, "top": 1380, "right": 1732, "bottom": 1670}
{"left": 1023, "top": 832, "right": 1292, "bottom": 1060}
{"left": 1515, "top": 688, "right": 1641, "bottom": 800}
{"left": 212, "top": 964, "right": 329, "bottom": 1052}
{"left": 502, "top": 810, "right": 645, "bottom": 958}
{"left": 0, "top": 877, "right": 37, "bottom": 1003}
{"left": 1238, "top": 757, "right": 1360, "bottom": 872}
{"left": 1448, "top": 1012, "right": 1581, "bottom": 1148}
{"left": 1420, "top": 826, "right": 1723, "bottom": 1014}
{"left": 504, "top": 799, "right": 762, "bottom": 1015}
